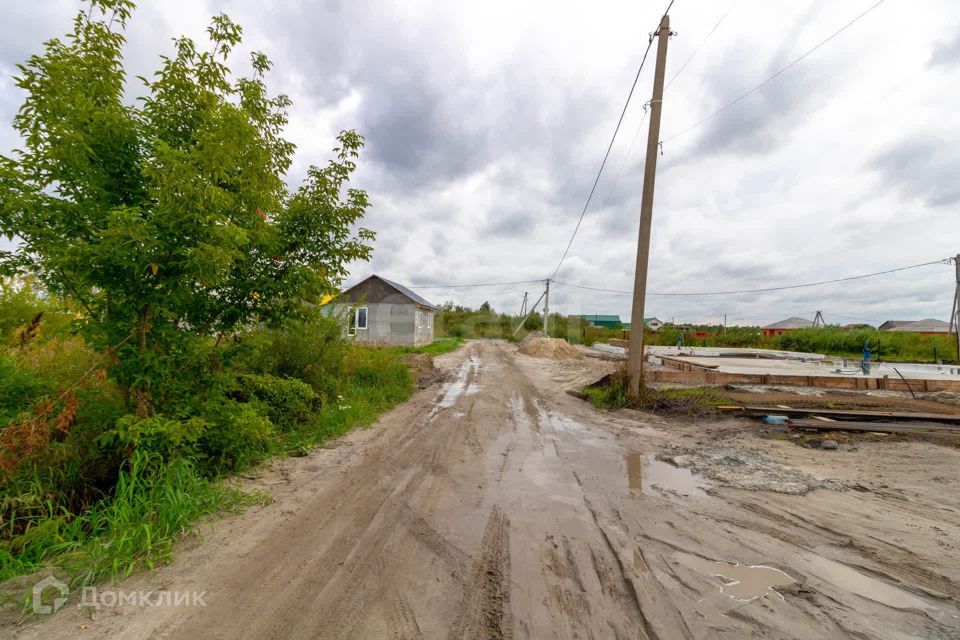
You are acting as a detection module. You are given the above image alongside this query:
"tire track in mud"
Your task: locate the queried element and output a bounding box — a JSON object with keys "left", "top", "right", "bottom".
{"left": 389, "top": 597, "right": 425, "bottom": 640}
{"left": 449, "top": 504, "right": 512, "bottom": 640}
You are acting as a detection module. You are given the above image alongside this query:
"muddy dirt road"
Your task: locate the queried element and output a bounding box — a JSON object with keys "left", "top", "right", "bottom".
{"left": 13, "top": 341, "right": 960, "bottom": 639}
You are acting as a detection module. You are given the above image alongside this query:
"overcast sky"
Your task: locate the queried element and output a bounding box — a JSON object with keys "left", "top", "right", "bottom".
{"left": 1, "top": 0, "right": 958, "bottom": 326}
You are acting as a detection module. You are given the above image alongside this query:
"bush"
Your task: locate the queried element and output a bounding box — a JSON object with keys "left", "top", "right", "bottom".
{"left": 196, "top": 400, "right": 275, "bottom": 474}
{"left": 0, "top": 280, "right": 73, "bottom": 347}
{"left": 104, "top": 414, "right": 207, "bottom": 461}
{"left": 224, "top": 314, "right": 346, "bottom": 401}
{"left": 236, "top": 374, "right": 317, "bottom": 431}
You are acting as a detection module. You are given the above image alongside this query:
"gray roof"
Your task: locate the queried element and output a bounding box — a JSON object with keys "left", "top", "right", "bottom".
{"left": 878, "top": 320, "right": 913, "bottom": 330}
{"left": 370, "top": 275, "right": 438, "bottom": 310}
{"left": 763, "top": 316, "right": 814, "bottom": 330}
{"left": 884, "top": 318, "right": 949, "bottom": 333}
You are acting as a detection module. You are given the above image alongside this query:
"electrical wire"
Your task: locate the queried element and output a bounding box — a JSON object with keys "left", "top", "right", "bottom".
{"left": 664, "top": 0, "right": 737, "bottom": 91}
{"left": 662, "top": 0, "right": 886, "bottom": 144}
{"left": 552, "top": 257, "right": 950, "bottom": 297}
{"left": 549, "top": 0, "right": 676, "bottom": 281}
{"left": 408, "top": 279, "right": 543, "bottom": 290}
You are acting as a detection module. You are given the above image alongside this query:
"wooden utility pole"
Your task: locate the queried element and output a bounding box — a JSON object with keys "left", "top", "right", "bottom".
{"left": 543, "top": 279, "right": 550, "bottom": 337}
{"left": 627, "top": 14, "right": 672, "bottom": 398}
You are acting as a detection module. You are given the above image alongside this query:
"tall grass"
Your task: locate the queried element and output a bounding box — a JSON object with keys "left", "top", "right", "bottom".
{"left": 1, "top": 450, "right": 260, "bottom": 586}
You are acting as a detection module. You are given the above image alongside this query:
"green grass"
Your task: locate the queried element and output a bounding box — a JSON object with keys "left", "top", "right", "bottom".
{"left": 280, "top": 345, "right": 414, "bottom": 452}
{"left": 390, "top": 337, "right": 464, "bottom": 356}
{"left": 0, "top": 450, "right": 266, "bottom": 589}
{"left": 582, "top": 368, "right": 729, "bottom": 414}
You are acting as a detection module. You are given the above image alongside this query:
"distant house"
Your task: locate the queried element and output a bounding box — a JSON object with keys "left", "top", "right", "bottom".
{"left": 644, "top": 317, "right": 664, "bottom": 332}
{"left": 761, "top": 317, "right": 814, "bottom": 338}
{"left": 580, "top": 314, "right": 623, "bottom": 329}
{"left": 331, "top": 275, "right": 437, "bottom": 346}
{"left": 879, "top": 319, "right": 950, "bottom": 335}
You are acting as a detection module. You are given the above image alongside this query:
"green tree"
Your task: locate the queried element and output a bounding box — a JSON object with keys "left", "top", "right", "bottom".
{"left": 0, "top": 0, "right": 374, "bottom": 413}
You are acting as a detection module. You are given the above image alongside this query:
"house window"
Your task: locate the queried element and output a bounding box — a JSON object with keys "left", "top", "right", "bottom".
{"left": 355, "top": 306, "right": 368, "bottom": 331}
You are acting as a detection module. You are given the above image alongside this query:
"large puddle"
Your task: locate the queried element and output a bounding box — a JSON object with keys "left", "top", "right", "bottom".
{"left": 625, "top": 452, "right": 710, "bottom": 497}
{"left": 677, "top": 554, "right": 795, "bottom": 601}
{"left": 804, "top": 554, "right": 934, "bottom": 611}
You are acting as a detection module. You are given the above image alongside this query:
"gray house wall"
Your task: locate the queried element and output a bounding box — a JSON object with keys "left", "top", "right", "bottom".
{"left": 331, "top": 275, "right": 438, "bottom": 346}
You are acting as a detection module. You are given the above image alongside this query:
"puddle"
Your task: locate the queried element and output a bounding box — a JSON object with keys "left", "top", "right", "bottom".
{"left": 435, "top": 355, "right": 480, "bottom": 409}
{"left": 678, "top": 554, "right": 794, "bottom": 601}
{"left": 626, "top": 452, "right": 710, "bottom": 497}
{"left": 805, "top": 554, "right": 933, "bottom": 611}
{"left": 633, "top": 549, "right": 648, "bottom": 572}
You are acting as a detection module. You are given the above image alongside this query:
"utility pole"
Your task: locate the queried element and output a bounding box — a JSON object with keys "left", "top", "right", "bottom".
{"left": 513, "top": 290, "right": 546, "bottom": 337}
{"left": 627, "top": 14, "right": 672, "bottom": 398}
{"left": 813, "top": 310, "right": 825, "bottom": 327}
{"left": 519, "top": 291, "right": 528, "bottom": 318}
{"left": 543, "top": 279, "right": 550, "bottom": 337}
{"left": 953, "top": 254, "right": 960, "bottom": 361}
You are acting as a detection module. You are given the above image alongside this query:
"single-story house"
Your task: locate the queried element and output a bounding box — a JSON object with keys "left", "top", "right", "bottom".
{"left": 761, "top": 317, "right": 814, "bottom": 338}
{"left": 644, "top": 317, "right": 664, "bottom": 332}
{"left": 580, "top": 314, "right": 623, "bottom": 328}
{"left": 879, "top": 319, "right": 950, "bottom": 335}
{"left": 331, "top": 275, "right": 437, "bottom": 346}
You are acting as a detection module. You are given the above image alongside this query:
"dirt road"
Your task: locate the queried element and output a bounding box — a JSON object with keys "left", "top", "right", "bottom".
{"left": 13, "top": 341, "right": 960, "bottom": 639}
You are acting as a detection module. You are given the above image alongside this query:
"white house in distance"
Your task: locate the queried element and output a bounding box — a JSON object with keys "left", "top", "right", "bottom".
{"left": 331, "top": 275, "right": 437, "bottom": 346}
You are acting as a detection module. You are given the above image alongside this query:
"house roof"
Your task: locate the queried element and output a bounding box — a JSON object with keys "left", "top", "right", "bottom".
{"left": 763, "top": 317, "right": 814, "bottom": 330}
{"left": 884, "top": 319, "right": 949, "bottom": 333}
{"left": 643, "top": 317, "right": 662, "bottom": 323}
{"left": 342, "top": 275, "right": 438, "bottom": 310}
{"left": 580, "top": 314, "right": 621, "bottom": 322}
{"left": 878, "top": 320, "right": 913, "bottom": 330}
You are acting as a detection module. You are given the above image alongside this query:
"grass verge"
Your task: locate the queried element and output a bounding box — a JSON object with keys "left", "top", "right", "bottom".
{"left": 582, "top": 367, "right": 729, "bottom": 414}
{"left": 390, "top": 337, "right": 464, "bottom": 357}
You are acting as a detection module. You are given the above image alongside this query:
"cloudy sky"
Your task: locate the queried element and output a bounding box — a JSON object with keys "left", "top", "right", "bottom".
{"left": 1, "top": 0, "right": 958, "bottom": 326}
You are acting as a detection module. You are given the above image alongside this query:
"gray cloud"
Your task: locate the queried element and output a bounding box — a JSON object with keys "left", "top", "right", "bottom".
{"left": 929, "top": 30, "right": 960, "bottom": 67}
{"left": 869, "top": 136, "right": 960, "bottom": 207}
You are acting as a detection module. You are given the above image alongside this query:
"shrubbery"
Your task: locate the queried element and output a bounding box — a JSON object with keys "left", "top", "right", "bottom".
{"left": 0, "top": 303, "right": 413, "bottom": 587}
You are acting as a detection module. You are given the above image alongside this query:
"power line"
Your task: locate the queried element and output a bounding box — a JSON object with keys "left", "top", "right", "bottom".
{"left": 553, "top": 258, "right": 951, "bottom": 297}
{"left": 408, "top": 279, "right": 542, "bottom": 290}
{"left": 549, "top": 0, "right": 676, "bottom": 280}
{"left": 664, "top": 0, "right": 737, "bottom": 91}
{"left": 662, "top": 0, "right": 886, "bottom": 144}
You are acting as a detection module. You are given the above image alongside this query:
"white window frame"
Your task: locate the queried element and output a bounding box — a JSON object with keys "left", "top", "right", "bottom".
{"left": 355, "top": 306, "right": 368, "bottom": 331}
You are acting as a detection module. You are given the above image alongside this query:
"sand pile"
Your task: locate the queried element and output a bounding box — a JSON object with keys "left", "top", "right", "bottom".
{"left": 518, "top": 336, "right": 583, "bottom": 360}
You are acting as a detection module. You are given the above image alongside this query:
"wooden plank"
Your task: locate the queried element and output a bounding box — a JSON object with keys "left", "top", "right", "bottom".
{"left": 788, "top": 419, "right": 960, "bottom": 434}
{"left": 737, "top": 406, "right": 960, "bottom": 425}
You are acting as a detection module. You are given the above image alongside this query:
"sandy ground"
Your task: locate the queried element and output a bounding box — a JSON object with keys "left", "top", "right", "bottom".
{"left": 7, "top": 340, "right": 960, "bottom": 639}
